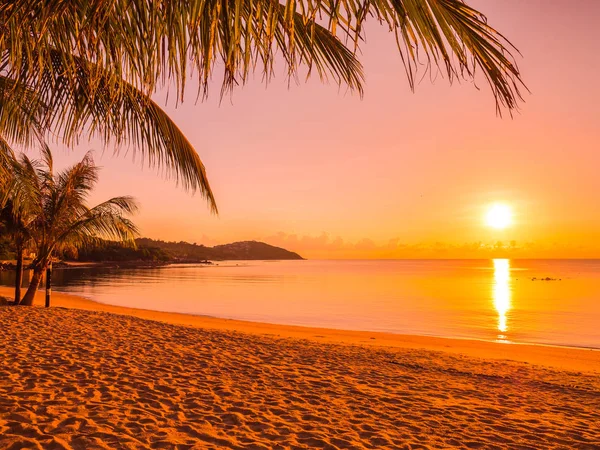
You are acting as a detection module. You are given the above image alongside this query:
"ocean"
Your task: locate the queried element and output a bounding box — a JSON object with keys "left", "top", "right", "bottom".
{"left": 3, "top": 259, "right": 599, "bottom": 349}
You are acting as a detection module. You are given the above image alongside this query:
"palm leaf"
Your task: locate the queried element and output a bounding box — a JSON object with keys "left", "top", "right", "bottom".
{"left": 7, "top": 50, "right": 217, "bottom": 210}
{"left": 1, "top": 0, "right": 524, "bottom": 109}
{"left": 54, "top": 198, "right": 140, "bottom": 253}
{"left": 0, "top": 137, "right": 16, "bottom": 191}
{"left": 0, "top": 0, "right": 525, "bottom": 213}
{"left": 0, "top": 76, "right": 47, "bottom": 147}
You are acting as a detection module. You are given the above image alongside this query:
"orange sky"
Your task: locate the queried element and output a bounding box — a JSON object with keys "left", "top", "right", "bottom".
{"left": 51, "top": 0, "right": 600, "bottom": 259}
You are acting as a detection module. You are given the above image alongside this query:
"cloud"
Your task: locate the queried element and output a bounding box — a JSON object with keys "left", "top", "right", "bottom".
{"left": 261, "top": 232, "right": 600, "bottom": 259}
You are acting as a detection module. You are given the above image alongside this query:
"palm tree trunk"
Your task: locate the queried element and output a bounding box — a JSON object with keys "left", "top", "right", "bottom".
{"left": 45, "top": 262, "right": 52, "bottom": 308}
{"left": 19, "top": 267, "right": 44, "bottom": 306}
{"left": 14, "top": 245, "right": 23, "bottom": 304}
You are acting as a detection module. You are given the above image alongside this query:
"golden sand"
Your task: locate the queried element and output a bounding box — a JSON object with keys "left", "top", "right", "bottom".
{"left": 0, "top": 287, "right": 599, "bottom": 449}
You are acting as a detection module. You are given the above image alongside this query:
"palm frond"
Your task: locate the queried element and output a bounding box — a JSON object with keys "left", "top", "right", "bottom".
{"left": 0, "top": 136, "right": 16, "bottom": 193}
{"left": 368, "top": 0, "right": 524, "bottom": 112}
{"left": 89, "top": 196, "right": 140, "bottom": 216}
{"left": 7, "top": 49, "right": 217, "bottom": 210}
{"left": 54, "top": 197, "right": 140, "bottom": 252}
{"left": 2, "top": 0, "right": 524, "bottom": 111}
{"left": 0, "top": 76, "right": 47, "bottom": 147}
{"left": 0, "top": 0, "right": 525, "bottom": 221}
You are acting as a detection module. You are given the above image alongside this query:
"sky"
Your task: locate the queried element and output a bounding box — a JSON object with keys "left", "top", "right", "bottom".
{"left": 50, "top": 1, "right": 600, "bottom": 259}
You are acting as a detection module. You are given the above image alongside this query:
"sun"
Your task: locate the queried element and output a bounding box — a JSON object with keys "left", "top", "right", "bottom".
{"left": 485, "top": 204, "right": 513, "bottom": 229}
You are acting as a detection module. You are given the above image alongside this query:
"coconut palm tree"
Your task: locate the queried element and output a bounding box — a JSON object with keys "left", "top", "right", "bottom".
{"left": 0, "top": 149, "right": 40, "bottom": 303}
{"left": 0, "top": 0, "right": 525, "bottom": 211}
{"left": 0, "top": 200, "right": 30, "bottom": 304}
{"left": 16, "top": 148, "right": 139, "bottom": 306}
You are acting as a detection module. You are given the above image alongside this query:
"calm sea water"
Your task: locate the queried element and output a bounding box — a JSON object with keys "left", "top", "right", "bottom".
{"left": 3, "top": 259, "right": 600, "bottom": 349}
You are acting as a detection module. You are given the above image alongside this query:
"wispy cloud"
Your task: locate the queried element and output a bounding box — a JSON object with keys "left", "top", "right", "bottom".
{"left": 261, "top": 232, "right": 599, "bottom": 259}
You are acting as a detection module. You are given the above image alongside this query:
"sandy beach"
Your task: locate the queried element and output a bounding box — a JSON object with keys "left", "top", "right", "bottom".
{"left": 1, "top": 288, "right": 599, "bottom": 449}
{"left": 3, "top": 1, "right": 600, "bottom": 448}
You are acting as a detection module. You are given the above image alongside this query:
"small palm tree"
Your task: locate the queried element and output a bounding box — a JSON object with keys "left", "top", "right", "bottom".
{"left": 16, "top": 149, "right": 139, "bottom": 306}
{"left": 0, "top": 150, "right": 40, "bottom": 303}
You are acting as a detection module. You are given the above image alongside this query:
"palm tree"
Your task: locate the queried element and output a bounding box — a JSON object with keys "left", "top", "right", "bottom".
{"left": 0, "top": 150, "right": 39, "bottom": 303}
{"left": 0, "top": 0, "right": 525, "bottom": 210}
{"left": 0, "top": 200, "right": 30, "bottom": 304}
{"left": 16, "top": 148, "right": 139, "bottom": 306}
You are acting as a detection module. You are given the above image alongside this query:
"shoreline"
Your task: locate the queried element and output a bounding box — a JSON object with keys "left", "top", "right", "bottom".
{"left": 49, "top": 288, "right": 600, "bottom": 353}
{"left": 1, "top": 286, "right": 598, "bottom": 373}
{"left": 2, "top": 288, "right": 599, "bottom": 448}
{"left": 0, "top": 260, "right": 212, "bottom": 271}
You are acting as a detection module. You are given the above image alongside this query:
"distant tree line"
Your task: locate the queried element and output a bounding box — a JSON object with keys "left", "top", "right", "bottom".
{"left": 1, "top": 150, "right": 138, "bottom": 305}
{"left": 73, "top": 238, "right": 303, "bottom": 262}
{"left": 76, "top": 240, "right": 171, "bottom": 263}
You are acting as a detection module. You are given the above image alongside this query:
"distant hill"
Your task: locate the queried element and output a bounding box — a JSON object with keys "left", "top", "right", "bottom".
{"left": 75, "top": 238, "right": 304, "bottom": 263}
{"left": 209, "top": 241, "right": 304, "bottom": 261}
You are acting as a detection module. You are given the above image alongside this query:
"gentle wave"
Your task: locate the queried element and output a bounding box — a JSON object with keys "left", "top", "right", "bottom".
{"left": 3, "top": 259, "right": 600, "bottom": 349}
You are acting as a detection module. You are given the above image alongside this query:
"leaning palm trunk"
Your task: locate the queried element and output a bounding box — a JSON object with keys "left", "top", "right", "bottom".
{"left": 19, "top": 264, "right": 45, "bottom": 306}
{"left": 14, "top": 244, "right": 23, "bottom": 303}
{"left": 45, "top": 262, "right": 52, "bottom": 308}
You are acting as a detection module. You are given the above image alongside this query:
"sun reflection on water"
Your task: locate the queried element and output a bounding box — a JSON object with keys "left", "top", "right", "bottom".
{"left": 493, "top": 259, "right": 511, "bottom": 342}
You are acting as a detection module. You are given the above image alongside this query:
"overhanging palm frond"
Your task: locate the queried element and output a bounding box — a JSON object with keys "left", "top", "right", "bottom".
{"left": 9, "top": 50, "right": 217, "bottom": 210}
{"left": 1, "top": 0, "right": 524, "bottom": 111}
{"left": 0, "top": 0, "right": 525, "bottom": 220}
{"left": 0, "top": 136, "right": 16, "bottom": 191}
{"left": 0, "top": 0, "right": 365, "bottom": 98}
{"left": 271, "top": 4, "right": 365, "bottom": 93}
{"left": 367, "top": 0, "right": 524, "bottom": 112}
{"left": 185, "top": 0, "right": 366, "bottom": 95}
{"left": 0, "top": 76, "right": 47, "bottom": 147}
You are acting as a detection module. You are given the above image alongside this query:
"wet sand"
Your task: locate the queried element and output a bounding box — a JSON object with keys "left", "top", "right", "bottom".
{"left": 0, "top": 288, "right": 599, "bottom": 449}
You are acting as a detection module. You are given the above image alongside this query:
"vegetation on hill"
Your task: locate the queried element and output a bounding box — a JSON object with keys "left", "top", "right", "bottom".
{"left": 75, "top": 238, "right": 303, "bottom": 262}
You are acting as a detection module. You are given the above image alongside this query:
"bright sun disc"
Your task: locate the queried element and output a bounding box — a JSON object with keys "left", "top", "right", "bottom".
{"left": 486, "top": 204, "right": 512, "bottom": 229}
